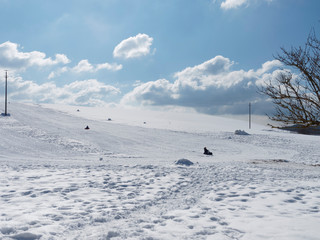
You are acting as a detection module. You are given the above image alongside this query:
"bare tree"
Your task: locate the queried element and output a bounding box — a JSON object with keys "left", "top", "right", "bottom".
{"left": 260, "top": 29, "right": 320, "bottom": 128}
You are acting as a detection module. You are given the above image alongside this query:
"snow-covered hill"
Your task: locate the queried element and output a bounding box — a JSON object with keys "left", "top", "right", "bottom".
{"left": 0, "top": 103, "right": 319, "bottom": 240}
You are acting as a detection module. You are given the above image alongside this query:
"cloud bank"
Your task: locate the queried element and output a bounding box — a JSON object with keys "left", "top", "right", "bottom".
{"left": 121, "top": 56, "right": 282, "bottom": 114}
{"left": 1, "top": 74, "right": 120, "bottom": 106}
{"left": 0, "top": 40, "right": 283, "bottom": 115}
{"left": 1, "top": 55, "right": 283, "bottom": 114}
{"left": 0, "top": 41, "right": 124, "bottom": 107}
{"left": 0, "top": 41, "right": 70, "bottom": 70}
{"left": 113, "top": 33, "right": 154, "bottom": 59}
{"left": 0, "top": 41, "right": 123, "bottom": 80}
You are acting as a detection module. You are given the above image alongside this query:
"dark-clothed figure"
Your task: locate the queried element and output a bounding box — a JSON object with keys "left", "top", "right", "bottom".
{"left": 203, "top": 147, "right": 212, "bottom": 155}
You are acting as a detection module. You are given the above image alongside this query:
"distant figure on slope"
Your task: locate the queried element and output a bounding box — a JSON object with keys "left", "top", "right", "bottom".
{"left": 203, "top": 147, "right": 212, "bottom": 155}
{"left": 85, "top": 125, "right": 90, "bottom": 130}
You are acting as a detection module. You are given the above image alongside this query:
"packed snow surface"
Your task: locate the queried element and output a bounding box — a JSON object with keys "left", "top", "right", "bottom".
{"left": 0, "top": 103, "right": 319, "bottom": 240}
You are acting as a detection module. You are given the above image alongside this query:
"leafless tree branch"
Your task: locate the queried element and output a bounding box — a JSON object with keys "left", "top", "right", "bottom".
{"left": 260, "top": 29, "right": 320, "bottom": 127}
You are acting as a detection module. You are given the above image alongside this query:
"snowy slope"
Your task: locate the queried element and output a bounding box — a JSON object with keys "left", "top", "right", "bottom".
{"left": 0, "top": 103, "right": 319, "bottom": 240}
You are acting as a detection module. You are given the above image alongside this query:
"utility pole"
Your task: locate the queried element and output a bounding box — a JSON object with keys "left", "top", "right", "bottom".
{"left": 5, "top": 70, "right": 8, "bottom": 116}
{"left": 249, "top": 102, "right": 251, "bottom": 129}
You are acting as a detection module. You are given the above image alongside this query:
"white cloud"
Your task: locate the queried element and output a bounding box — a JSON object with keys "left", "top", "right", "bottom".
{"left": 72, "top": 60, "right": 94, "bottom": 73}
{"left": 220, "top": 0, "right": 274, "bottom": 10}
{"left": 113, "top": 33, "right": 154, "bottom": 59}
{"left": 72, "top": 59, "right": 122, "bottom": 73}
{"left": 255, "top": 60, "right": 282, "bottom": 76}
{"left": 221, "top": 0, "right": 248, "bottom": 9}
{"left": 0, "top": 41, "right": 70, "bottom": 70}
{"left": 173, "top": 56, "right": 235, "bottom": 89}
{"left": 48, "top": 59, "right": 122, "bottom": 79}
{"left": 1, "top": 73, "right": 120, "bottom": 106}
{"left": 0, "top": 41, "right": 122, "bottom": 79}
{"left": 48, "top": 67, "right": 68, "bottom": 79}
{"left": 54, "top": 54, "right": 71, "bottom": 65}
{"left": 121, "top": 56, "right": 282, "bottom": 114}
{"left": 96, "top": 62, "right": 123, "bottom": 71}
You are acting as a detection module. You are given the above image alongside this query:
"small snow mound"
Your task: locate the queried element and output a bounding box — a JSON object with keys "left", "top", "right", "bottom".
{"left": 175, "top": 159, "right": 194, "bottom": 166}
{"left": 0, "top": 226, "right": 15, "bottom": 234}
{"left": 106, "top": 231, "right": 119, "bottom": 239}
{"left": 10, "top": 232, "right": 41, "bottom": 240}
{"left": 93, "top": 217, "right": 107, "bottom": 223}
{"left": 234, "top": 129, "right": 249, "bottom": 135}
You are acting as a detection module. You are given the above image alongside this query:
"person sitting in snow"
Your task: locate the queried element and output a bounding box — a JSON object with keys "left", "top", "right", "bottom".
{"left": 85, "top": 125, "right": 90, "bottom": 130}
{"left": 203, "top": 147, "right": 212, "bottom": 155}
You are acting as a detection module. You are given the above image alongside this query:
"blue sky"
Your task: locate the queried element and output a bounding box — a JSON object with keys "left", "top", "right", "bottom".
{"left": 0, "top": 0, "right": 319, "bottom": 114}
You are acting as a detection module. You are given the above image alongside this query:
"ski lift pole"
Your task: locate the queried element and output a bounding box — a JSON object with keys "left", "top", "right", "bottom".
{"left": 5, "top": 70, "right": 7, "bottom": 116}
{"left": 248, "top": 102, "right": 251, "bottom": 129}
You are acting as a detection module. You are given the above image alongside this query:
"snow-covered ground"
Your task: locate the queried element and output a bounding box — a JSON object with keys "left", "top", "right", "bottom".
{"left": 0, "top": 103, "right": 319, "bottom": 240}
